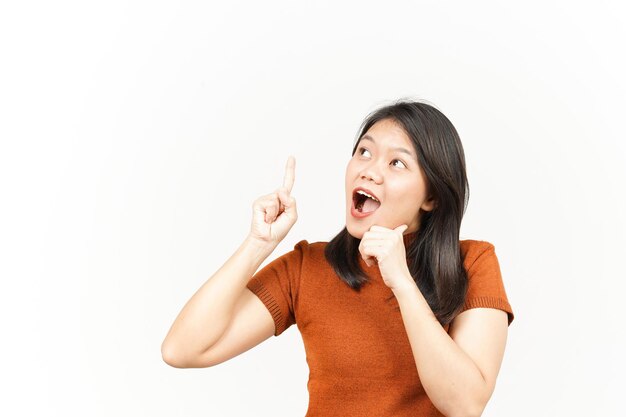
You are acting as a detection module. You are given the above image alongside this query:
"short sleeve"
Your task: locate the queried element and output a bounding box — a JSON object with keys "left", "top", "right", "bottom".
{"left": 461, "top": 242, "right": 515, "bottom": 326}
{"left": 246, "top": 239, "right": 307, "bottom": 336}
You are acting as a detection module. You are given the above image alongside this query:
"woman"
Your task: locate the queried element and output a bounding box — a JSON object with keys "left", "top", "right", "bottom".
{"left": 161, "top": 99, "right": 515, "bottom": 417}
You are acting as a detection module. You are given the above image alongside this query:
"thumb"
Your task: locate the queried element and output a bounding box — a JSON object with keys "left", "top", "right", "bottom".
{"left": 277, "top": 188, "right": 295, "bottom": 213}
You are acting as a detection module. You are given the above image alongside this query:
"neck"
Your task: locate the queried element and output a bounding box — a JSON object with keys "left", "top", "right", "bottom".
{"left": 403, "top": 230, "right": 418, "bottom": 247}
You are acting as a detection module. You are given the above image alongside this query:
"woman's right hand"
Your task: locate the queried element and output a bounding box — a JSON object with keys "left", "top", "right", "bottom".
{"left": 248, "top": 156, "right": 298, "bottom": 248}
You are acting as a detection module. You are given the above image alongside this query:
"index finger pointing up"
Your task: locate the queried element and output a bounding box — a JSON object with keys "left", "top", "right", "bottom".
{"left": 282, "top": 155, "right": 296, "bottom": 193}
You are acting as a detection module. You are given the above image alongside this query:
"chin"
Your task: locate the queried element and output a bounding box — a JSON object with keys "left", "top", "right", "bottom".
{"left": 344, "top": 221, "right": 367, "bottom": 240}
{"left": 344, "top": 220, "right": 357, "bottom": 238}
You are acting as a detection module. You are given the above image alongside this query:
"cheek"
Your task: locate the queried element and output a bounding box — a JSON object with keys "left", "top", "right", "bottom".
{"left": 386, "top": 182, "right": 422, "bottom": 210}
{"left": 345, "top": 161, "right": 358, "bottom": 183}
{"left": 345, "top": 164, "right": 354, "bottom": 195}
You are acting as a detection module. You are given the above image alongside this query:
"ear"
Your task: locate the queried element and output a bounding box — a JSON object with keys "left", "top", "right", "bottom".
{"left": 421, "top": 195, "right": 436, "bottom": 212}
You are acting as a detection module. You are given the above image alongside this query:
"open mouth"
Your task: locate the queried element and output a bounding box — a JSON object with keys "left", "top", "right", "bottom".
{"left": 353, "top": 189, "right": 382, "bottom": 214}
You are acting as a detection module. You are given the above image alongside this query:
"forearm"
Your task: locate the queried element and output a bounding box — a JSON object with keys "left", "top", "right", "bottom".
{"left": 393, "top": 282, "right": 487, "bottom": 417}
{"left": 161, "top": 236, "right": 274, "bottom": 360}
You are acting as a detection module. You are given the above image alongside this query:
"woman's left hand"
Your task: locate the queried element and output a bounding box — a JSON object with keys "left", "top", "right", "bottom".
{"left": 358, "top": 224, "right": 417, "bottom": 293}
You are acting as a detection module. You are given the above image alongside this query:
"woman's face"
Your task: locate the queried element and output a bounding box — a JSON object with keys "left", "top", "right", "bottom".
{"left": 345, "top": 118, "right": 435, "bottom": 239}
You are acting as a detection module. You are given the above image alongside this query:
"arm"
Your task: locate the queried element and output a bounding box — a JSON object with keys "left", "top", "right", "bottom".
{"left": 161, "top": 237, "right": 274, "bottom": 366}
{"left": 161, "top": 156, "right": 298, "bottom": 367}
{"left": 393, "top": 283, "right": 508, "bottom": 417}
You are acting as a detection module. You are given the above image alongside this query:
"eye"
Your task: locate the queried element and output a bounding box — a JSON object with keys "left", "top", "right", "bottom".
{"left": 358, "top": 147, "right": 406, "bottom": 169}
{"left": 391, "top": 159, "right": 407, "bottom": 169}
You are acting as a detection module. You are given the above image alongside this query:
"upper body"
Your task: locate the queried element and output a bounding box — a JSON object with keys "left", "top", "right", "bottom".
{"left": 246, "top": 231, "right": 514, "bottom": 417}
{"left": 162, "top": 100, "right": 516, "bottom": 417}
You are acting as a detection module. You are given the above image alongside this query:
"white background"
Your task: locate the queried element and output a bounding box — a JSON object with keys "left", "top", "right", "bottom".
{"left": 1, "top": 1, "right": 625, "bottom": 416}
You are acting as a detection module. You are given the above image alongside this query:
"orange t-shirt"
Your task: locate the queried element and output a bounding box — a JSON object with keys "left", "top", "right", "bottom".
{"left": 246, "top": 232, "right": 514, "bottom": 417}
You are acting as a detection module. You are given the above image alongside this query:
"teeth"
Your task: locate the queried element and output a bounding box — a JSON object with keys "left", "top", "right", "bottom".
{"left": 356, "top": 190, "right": 379, "bottom": 202}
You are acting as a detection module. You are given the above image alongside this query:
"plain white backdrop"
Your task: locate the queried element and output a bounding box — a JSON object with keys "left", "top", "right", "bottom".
{"left": 1, "top": 1, "right": 625, "bottom": 416}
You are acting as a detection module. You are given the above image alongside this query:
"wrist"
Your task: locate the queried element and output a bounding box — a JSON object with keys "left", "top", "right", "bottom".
{"left": 391, "top": 272, "right": 419, "bottom": 299}
{"left": 242, "top": 235, "right": 275, "bottom": 261}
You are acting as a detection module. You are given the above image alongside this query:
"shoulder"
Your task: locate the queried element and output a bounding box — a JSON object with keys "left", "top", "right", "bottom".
{"left": 459, "top": 239, "right": 503, "bottom": 279}
{"left": 291, "top": 239, "right": 327, "bottom": 250}
{"left": 459, "top": 238, "right": 495, "bottom": 253}
{"left": 290, "top": 239, "right": 329, "bottom": 261}
{"left": 458, "top": 239, "right": 514, "bottom": 325}
{"left": 280, "top": 240, "right": 332, "bottom": 276}
{"left": 460, "top": 239, "right": 496, "bottom": 268}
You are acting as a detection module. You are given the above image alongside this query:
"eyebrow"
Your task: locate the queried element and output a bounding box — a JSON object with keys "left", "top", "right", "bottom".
{"left": 360, "top": 134, "right": 415, "bottom": 158}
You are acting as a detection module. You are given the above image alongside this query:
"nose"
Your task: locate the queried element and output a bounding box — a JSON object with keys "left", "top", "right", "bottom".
{"left": 359, "top": 161, "right": 383, "bottom": 184}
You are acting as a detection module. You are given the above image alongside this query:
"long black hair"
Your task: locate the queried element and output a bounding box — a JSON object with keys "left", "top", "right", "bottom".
{"left": 324, "top": 99, "right": 470, "bottom": 327}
